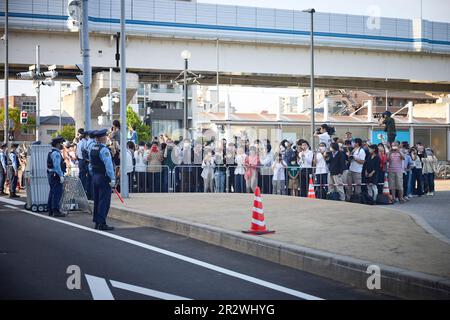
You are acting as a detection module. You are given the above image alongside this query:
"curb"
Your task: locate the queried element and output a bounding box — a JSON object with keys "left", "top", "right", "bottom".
{"left": 108, "top": 204, "right": 450, "bottom": 300}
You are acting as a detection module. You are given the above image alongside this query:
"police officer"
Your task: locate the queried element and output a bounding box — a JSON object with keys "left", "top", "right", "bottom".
{"left": 76, "top": 128, "right": 88, "bottom": 192}
{"left": 83, "top": 130, "right": 97, "bottom": 200}
{"left": 47, "top": 136, "right": 67, "bottom": 217}
{"left": 0, "top": 144, "right": 7, "bottom": 196}
{"left": 7, "top": 143, "right": 20, "bottom": 198}
{"left": 89, "top": 129, "right": 116, "bottom": 230}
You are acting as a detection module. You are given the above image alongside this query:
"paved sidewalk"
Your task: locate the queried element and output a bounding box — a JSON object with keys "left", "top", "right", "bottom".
{"left": 111, "top": 193, "right": 450, "bottom": 279}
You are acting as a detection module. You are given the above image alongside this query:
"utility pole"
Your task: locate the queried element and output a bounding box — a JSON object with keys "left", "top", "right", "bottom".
{"left": 119, "top": 0, "right": 128, "bottom": 198}
{"left": 303, "top": 8, "right": 316, "bottom": 151}
{"left": 35, "top": 45, "right": 41, "bottom": 142}
{"left": 81, "top": 0, "right": 91, "bottom": 130}
{"left": 4, "top": 0, "right": 9, "bottom": 144}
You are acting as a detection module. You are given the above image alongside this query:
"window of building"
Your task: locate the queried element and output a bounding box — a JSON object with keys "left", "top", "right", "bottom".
{"left": 414, "top": 128, "right": 448, "bottom": 160}
{"left": 47, "top": 129, "right": 58, "bottom": 136}
{"left": 21, "top": 101, "right": 36, "bottom": 112}
{"left": 151, "top": 120, "right": 181, "bottom": 137}
{"left": 21, "top": 127, "right": 36, "bottom": 135}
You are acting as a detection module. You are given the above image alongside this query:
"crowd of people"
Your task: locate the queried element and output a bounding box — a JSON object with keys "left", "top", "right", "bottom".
{"left": 55, "top": 113, "right": 441, "bottom": 206}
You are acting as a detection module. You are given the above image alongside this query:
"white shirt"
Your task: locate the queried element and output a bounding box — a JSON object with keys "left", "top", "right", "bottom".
{"left": 134, "top": 149, "right": 147, "bottom": 172}
{"left": 234, "top": 153, "right": 247, "bottom": 175}
{"left": 125, "top": 149, "right": 134, "bottom": 174}
{"left": 317, "top": 132, "right": 331, "bottom": 148}
{"left": 298, "top": 149, "right": 313, "bottom": 168}
{"left": 315, "top": 152, "right": 329, "bottom": 174}
{"left": 349, "top": 147, "right": 366, "bottom": 173}
{"left": 272, "top": 160, "right": 286, "bottom": 181}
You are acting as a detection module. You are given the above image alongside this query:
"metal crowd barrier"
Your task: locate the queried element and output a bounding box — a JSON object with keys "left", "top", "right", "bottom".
{"left": 127, "top": 165, "right": 171, "bottom": 193}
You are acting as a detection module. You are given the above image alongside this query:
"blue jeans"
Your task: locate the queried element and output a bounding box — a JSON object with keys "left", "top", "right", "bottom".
{"left": 47, "top": 172, "right": 63, "bottom": 212}
{"left": 215, "top": 171, "right": 225, "bottom": 193}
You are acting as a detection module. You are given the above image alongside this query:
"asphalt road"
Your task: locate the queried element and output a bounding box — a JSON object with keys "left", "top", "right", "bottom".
{"left": 391, "top": 191, "right": 450, "bottom": 240}
{"left": 0, "top": 197, "right": 394, "bottom": 300}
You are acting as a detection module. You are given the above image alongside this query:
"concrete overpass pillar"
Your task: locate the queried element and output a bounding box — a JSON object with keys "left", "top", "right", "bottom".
{"left": 407, "top": 101, "right": 414, "bottom": 123}
{"left": 323, "top": 98, "right": 329, "bottom": 122}
{"left": 367, "top": 100, "right": 373, "bottom": 122}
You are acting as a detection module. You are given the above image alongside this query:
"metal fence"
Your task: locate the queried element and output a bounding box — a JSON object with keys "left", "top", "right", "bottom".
{"left": 123, "top": 164, "right": 390, "bottom": 199}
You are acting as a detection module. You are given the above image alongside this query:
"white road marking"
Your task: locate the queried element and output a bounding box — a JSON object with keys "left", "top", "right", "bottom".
{"left": 0, "top": 197, "right": 25, "bottom": 206}
{"left": 85, "top": 275, "right": 115, "bottom": 300}
{"left": 110, "top": 280, "right": 191, "bottom": 300}
{"left": 19, "top": 209, "right": 323, "bottom": 300}
{"left": 4, "top": 205, "right": 19, "bottom": 210}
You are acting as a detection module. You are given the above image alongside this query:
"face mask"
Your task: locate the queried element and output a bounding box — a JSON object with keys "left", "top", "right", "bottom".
{"left": 330, "top": 148, "right": 335, "bottom": 152}
{"left": 319, "top": 147, "right": 326, "bottom": 152}
{"left": 139, "top": 146, "right": 144, "bottom": 151}
{"left": 338, "top": 143, "right": 343, "bottom": 148}
{"left": 392, "top": 146, "right": 398, "bottom": 150}
{"left": 151, "top": 146, "right": 158, "bottom": 152}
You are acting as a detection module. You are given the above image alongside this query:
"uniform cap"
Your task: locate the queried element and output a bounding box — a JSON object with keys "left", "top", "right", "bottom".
{"left": 94, "top": 128, "right": 108, "bottom": 138}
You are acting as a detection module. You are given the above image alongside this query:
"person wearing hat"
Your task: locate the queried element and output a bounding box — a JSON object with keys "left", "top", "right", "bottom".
{"left": 82, "top": 130, "right": 97, "bottom": 200}
{"left": 7, "top": 143, "right": 21, "bottom": 198}
{"left": 47, "top": 136, "right": 67, "bottom": 217}
{"left": 76, "top": 128, "right": 88, "bottom": 192}
{"left": 379, "top": 111, "right": 397, "bottom": 145}
{"left": 0, "top": 143, "right": 7, "bottom": 196}
{"left": 89, "top": 129, "right": 116, "bottom": 230}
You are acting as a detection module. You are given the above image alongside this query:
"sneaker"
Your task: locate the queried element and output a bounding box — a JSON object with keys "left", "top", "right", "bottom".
{"left": 426, "top": 192, "right": 432, "bottom": 196}
{"left": 430, "top": 192, "right": 435, "bottom": 196}
{"left": 403, "top": 196, "right": 410, "bottom": 201}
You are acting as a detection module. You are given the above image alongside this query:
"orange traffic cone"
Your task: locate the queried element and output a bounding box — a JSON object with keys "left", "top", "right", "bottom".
{"left": 382, "top": 174, "right": 393, "bottom": 203}
{"left": 307, "top": 175, "right": 316, "bottom": 199}
{"left": 242, "top": 187, "right": 275, "bottom": 235}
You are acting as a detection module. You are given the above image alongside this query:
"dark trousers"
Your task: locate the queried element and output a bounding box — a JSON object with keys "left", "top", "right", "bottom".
{"left": 78, "top": 159, "right": 88, "bottom": 193}
{"left": 234, "top": 174, "right": 245, "bottom": 193}
{"left": 300, "top": 168, "right": 313, "bottom": 197}
{"left": 135, "top": 171, "right": 146, "bottom": 192}
{"left": 146, "top": 172, "right": 161, "bottom": 192}
{"left": 377, "top": 170, "right": 385, "bottom": 194}
{"left": 8, "top": 167, "right": 18, "bottom": 195}
{"left": 412, "top": 168, "right": 424, "bottom": 196}
{"left": 86, "top": 172, "right": 93, "bottom": 200}
{"left": 0, "top": 170, "right": 6, "bottom": 193}
{"left": 315, "top": 173, "right": 328, "bottom": 199}
{"left": 227, "top": 167, "right": 235, "bottom": 193}
{"left": 92, "top": 174, "right": 112, "bottom": 225}
{"left": 261, "top": 174, "right": 273, "bottom": 194}
{"left": 181, "top": 168, "right": 192, "bottom": 192}
{"left": 47, "top": 172, "right": 63, "bottom": 212}
{"left": 424, "top": 172, "right": 435, "bottom": 193}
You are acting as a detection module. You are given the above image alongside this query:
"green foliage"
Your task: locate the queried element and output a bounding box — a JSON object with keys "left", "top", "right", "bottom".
{"left": 0, "top": 106, "right": 36, "bottom": 130}
{"left": 126, "top": 105, "right": 151, "bottom": 143}
{"left": 53, "top": 125, "right": 75, "bottom": 142}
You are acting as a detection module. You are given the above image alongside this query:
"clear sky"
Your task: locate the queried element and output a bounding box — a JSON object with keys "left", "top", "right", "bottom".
{"left": 2, "top": 0, "right": 449, "bottom": 116}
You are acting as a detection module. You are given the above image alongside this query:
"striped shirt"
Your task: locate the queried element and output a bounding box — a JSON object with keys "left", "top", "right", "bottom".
{"left": 388, "top": 152, "right": 403, "bottom": 173}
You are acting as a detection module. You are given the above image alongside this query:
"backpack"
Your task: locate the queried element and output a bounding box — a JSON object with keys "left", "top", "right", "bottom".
{"left": 350, "top": 193, "right": 362, "bottom": 204}
{"left": 326, "top": 192, "right": 341, "bottom": 201}
{"left": 376, "top": 194, "right": 392, "bottom": 205}
{"left": 361, "top": 192, "right": 375, "bottom": 205}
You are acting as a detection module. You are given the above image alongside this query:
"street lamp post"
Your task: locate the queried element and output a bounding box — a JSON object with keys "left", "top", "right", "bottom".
{"left": 181, "top": 50, "right": 191, "bottom": 139}
{"left": 303, "top": 8, "right": 316, "bottom": 151}
{"left": 119, "top": 0, "right": 128, "bottom": 198}
{"left": 4, "top": 0, "right": 9, "bottom": 144}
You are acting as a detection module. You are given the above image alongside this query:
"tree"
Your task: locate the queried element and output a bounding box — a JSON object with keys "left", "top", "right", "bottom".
{"left": 126, "top": 105, "right": 151, "bottom": 143}
{"left": 0, "top": 106, "right": 36, "bottom": 139}
{"left": 53, "top": 125, "right": 75, "bottom": 142}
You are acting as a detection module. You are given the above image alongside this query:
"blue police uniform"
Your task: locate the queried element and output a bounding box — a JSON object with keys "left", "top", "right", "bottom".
{"left": 0, "top": 144, "right": 7, "bottom": 195}
{"left": 83, "top": 131, "right": 97, "bottom": 200}
{"left": 47, "top": 137, "right": 66, "bottom": 216}
{"left": 89, "top": 129, "right": 116, "bottom": 230}
{"left": 77, "top": 133, "right": 88, "bottom": 193}
{"left": 7, "top": 144, "right": 20, "bottom": 198}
